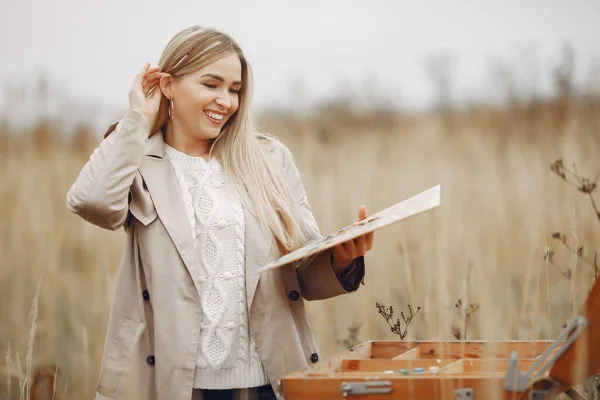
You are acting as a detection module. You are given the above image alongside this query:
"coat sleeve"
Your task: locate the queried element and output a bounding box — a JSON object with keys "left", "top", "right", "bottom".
{"left": 66, "top": 110, "right": 150, "bottom": 230}
{"left": 279, "top": 144, "right": 366, "bottom": 301}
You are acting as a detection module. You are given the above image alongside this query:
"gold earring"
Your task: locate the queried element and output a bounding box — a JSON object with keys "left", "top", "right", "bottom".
{"left": 169, "top": 98, "right": 175, "bottom": 120}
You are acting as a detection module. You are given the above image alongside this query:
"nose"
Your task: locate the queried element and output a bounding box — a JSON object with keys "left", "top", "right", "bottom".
{"left": 215, "top": 90, "right": 231, "bottom": 110}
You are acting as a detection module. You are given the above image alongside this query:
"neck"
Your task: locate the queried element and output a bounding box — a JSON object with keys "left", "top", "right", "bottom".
{"left": 164, "top": 120, "right": 213, "bottom": 161}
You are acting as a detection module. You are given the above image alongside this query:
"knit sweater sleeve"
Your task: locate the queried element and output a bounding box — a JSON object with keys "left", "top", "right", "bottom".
{"left": 277, "top": 143, "right": 366, "bottom": 301}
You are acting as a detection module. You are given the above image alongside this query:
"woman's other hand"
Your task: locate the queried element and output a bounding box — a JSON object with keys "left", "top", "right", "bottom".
{"left": 331, "top": 205, "right": 374, "bottom": 275}
{"left": 129, "top": 62, "right": 165, "bottom": 131}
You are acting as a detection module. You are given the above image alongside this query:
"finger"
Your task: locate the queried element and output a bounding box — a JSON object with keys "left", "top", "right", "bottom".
{"left": 145, "top": 87, "right": 160, "bottom": 102}
{"left": 142, "top": 73, "right": 165, "bottom": 89}
{"left": 141, "top": 81, "right": 151, "bottom": 94}
{"left": 135, "top": 64, "right": 161, "bottom": 88}
{"left": 144, "top": 67, "right": 161, "bottom": 76}
{"left": 145, "top": 86, "right": 158, "bottom": 100}
{"left": 143, "top": 72, "right": 164, "bottom": 82}
{"left": 142, "top": 83, "right": 156, "bottom": 97}
{"left": 138, "top": 62, "right": 150, "bottom": 74}
{"left": 333, "top": 243, "right": 348, "bottom": 260}
{"left": 144, "top": 73, "right": 161, "bottom": 82}
{"left": 134, "top": 62, "right": 150, "bottom": 83}
{"left": 365, "top": 231, "right": 374, "bottom": 250}
{"left": 142, "top": 77, "right": 161, "bottom": 91}
{"left": 354, "top": 235, "right": 365, "bottom": 249}
{"left": 353, "top": 236, "right": 365, "bottom": 255}
{"left": 343, "top": 240, "right": 355, "bottom": 257}
{"left": 142, "top": 73, "right": 164, "bottom": 88}
{"left": 151, "top": 85, "right": 162, "bottom": 100}
{"left": 142, "top": 79, "right": 160, "bottom": 89}
{"left": 146, "top": 75, "right": 163, "bottom": 83}
{"left": 357, "top": 205, "right": 368, "bottom": 221}
{"left": 146, "top": 70, "right": 164, "bottom": 77}
{"left": 147, "top": 81, "right": 163, "bottom": 95}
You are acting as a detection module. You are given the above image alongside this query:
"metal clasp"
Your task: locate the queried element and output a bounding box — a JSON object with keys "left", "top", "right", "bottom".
{"left": 453, "top": 388, "right": 474, "bottom": 399}
{"left": 341, "top": 381, "right": 392, "bottom": 396}
{"left": 503, "top": 315, "right": 588, "bottom": 392}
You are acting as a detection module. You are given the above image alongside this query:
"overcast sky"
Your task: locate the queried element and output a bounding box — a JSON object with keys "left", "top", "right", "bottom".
{"left": 1, "top": 0, "right": 599, "bottom": 128}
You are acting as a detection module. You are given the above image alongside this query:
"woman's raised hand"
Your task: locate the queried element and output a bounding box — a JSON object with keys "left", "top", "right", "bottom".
{"left": 129, "top": 62, "right": 165, "bottom": 131}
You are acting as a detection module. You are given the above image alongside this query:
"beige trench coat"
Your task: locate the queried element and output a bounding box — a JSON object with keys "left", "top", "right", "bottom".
{"left": 66, "top": 110, "right": 365, "bottom": 400}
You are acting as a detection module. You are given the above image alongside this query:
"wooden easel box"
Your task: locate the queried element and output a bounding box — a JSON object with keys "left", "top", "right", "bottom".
{"left": 279, "top": 278, "right": 599, "bottom": 399}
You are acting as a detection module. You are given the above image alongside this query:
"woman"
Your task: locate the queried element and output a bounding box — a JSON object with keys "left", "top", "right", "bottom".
{"left": 67, "top": 26, "right": 372, "bottom": 400}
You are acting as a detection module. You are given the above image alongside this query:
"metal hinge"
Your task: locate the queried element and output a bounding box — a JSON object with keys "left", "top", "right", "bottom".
{"left": 503, "top": 315, "right": 588, "bottom": 393}
{"left": 341, "top": 381, "right": 392, "bottom": 396}
{"left": 453, "top": 388, "right": 474, "bottom": 399}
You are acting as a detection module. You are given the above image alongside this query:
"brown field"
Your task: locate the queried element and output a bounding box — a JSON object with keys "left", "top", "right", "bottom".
{"left": 1, "top": 96, "right": 599, "bottom": 398}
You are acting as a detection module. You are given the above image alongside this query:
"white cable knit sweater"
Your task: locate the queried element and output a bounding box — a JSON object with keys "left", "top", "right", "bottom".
{"left": 164, "top": 144, "right": 269, "bottom": 390}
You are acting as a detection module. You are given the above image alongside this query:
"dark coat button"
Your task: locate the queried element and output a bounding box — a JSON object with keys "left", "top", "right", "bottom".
{"left": 146, "top": 355, "right": 155, "bottom": 365}
{"left": 288, "top": 290, "right": 300, "bottom": 301}
{"left": 310, "top": 353, "right": 319, "bottom": 363}
{"left": 142, "top": 290, "right": 150, "bottom": 301}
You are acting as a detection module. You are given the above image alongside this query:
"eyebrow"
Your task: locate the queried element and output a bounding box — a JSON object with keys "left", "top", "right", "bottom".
{"left": 201, "top": 73, "right": 242, "bottom": 86}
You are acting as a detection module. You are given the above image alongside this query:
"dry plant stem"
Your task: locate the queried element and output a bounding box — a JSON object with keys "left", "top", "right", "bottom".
{"left": 545, "top": 243, "right": 552, "bottom": 339}
{"left": 16, "top": 351, "right": 23, "bottom": 400}
{"left": 550, "top": 158, "right": 600, "bottom": 394}
{"left": 464, "top": 264, "right": 471, "bottom": 342}
{"left": 569, "top": 210, "right": 579, "bottom": 317}
{"left": 63, "top": 364, "right": 70, "bottom": 400}
{"left": 465, "top": 304, "right": 479, "bottom": 340}
{"left": 375, "top": 303, "right": 421, "bottom": 340}
{"left": 52, "top": 361, "right": 59, "bottom": 400}
{"left": 337, "top": 322, "right": 362, "bottom": 349}
{"left": 588, "top": 192, "right": 600, "bottom": 221}
{"left": 83, "top": 326, "right": 89, "bottom": 397}
{"left": 453, "top": 299, "right": 480, "bottom": 340}
{"left": 552, "top": 232, "right": 597, "bottom": 273}
{"left": 549, "top": 167, "right": 599, "bottom": 280}
{"left": 550, "top": 159, "right": 600, "bottom": 222}
{"left": 26, "top": 275, "right": 42, "bottom": 400}
{"left": 6, "top": 341, "right": 12, "bottom": 399}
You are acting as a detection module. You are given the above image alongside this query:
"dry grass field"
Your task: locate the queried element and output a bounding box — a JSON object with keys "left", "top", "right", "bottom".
{"left": 1, "top": 95, "right": 599, "bottom": 398}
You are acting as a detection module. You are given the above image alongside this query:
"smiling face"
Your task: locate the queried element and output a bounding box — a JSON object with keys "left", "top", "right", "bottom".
{"left": 168, "top": 53, "right": 242, "bottom": 142}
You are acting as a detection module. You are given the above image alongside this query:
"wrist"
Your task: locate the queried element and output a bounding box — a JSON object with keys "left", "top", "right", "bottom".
{"left": 127, "top": 109, "right": 151, "bottom": 131}
{"left": 331, "top": 252, "right": 352, "bottom": 277}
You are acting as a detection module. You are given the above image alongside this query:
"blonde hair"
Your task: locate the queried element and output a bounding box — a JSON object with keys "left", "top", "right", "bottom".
{"left": 153, "top": 26, "right": 307, "bottom": 255}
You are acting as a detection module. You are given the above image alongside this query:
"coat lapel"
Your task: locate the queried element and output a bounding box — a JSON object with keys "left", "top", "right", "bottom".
{"left": 138, "top": 131, "right": 275, "bottom": 310}
{"left": 138, "top": 133, "right": 201, "bottom": 298}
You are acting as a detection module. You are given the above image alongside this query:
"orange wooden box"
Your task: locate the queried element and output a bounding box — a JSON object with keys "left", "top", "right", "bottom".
{"left": 279, "top": 279, "right": 599, "bottom": 399}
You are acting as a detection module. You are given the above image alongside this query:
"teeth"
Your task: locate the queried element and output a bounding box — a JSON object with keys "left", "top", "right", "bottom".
{"left": 206, "top": 111, "right": 224, "bottom": 120}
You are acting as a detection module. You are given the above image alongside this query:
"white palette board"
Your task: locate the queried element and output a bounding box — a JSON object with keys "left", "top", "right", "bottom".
{"left": 257, "top": 184, "right": 441, "bottom": 273}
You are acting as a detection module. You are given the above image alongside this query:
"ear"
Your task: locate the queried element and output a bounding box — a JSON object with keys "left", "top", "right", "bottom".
{"left": 158, "top": 74, "right": 175, "bottom": 100}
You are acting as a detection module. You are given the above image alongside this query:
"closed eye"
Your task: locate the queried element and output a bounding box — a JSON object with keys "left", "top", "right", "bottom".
{"left": 204, "top": 83, "right": 239, "bottom": 94}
